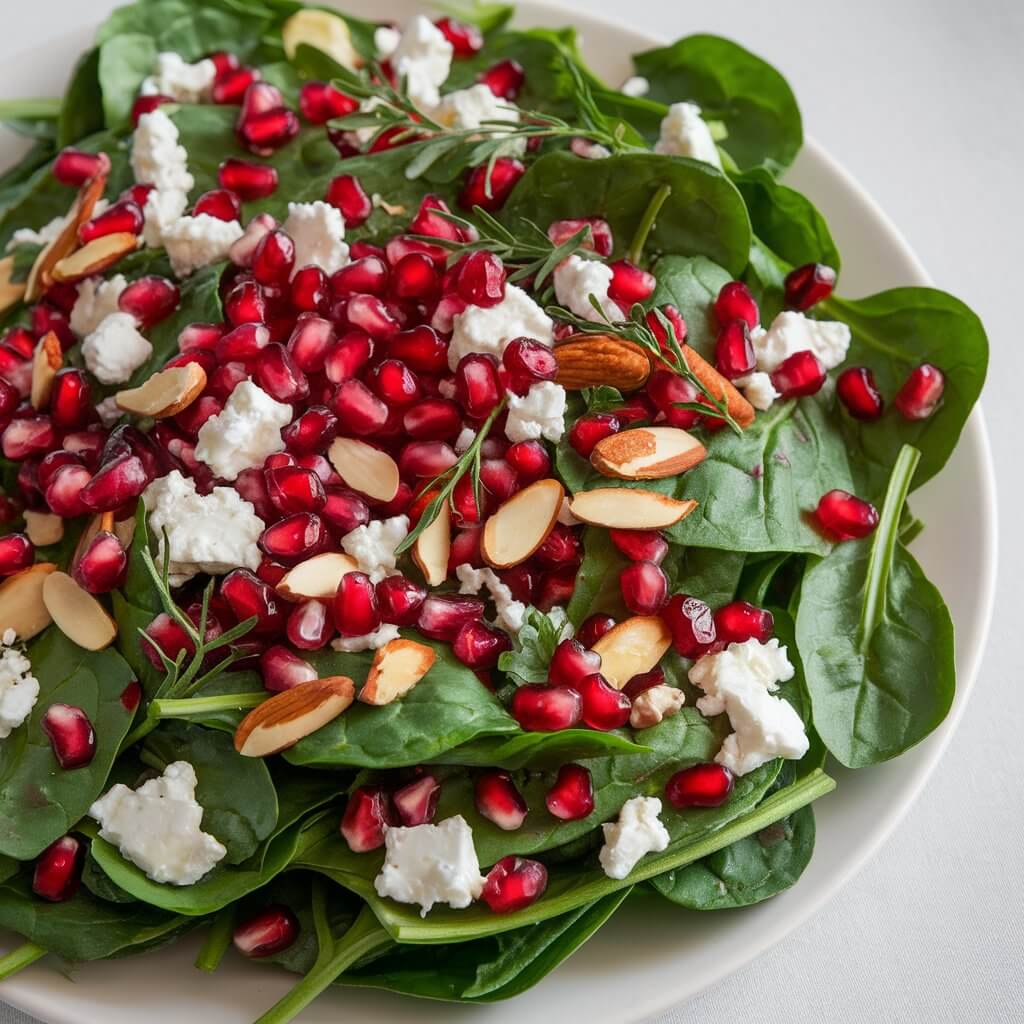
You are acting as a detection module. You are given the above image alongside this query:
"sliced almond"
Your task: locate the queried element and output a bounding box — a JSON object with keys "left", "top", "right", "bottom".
{"left": 234, "top": 676, "right": 355, "bottom": 757}
{"left": 591, "top": 426, "right": 706, "bottom": 480}
{"left": 412, "top": 498, "right": 450, "bottom": 586}
{"left": 553, "top": 335, "right": 651, "bottom": 391}
{"left": 0, "top": 562, "right": 57, "bottom": 640}
{"left": 71, "top": 512, "right": 114, "bottom": 573}
{"left": 481, "top": 478, "right": 564, "bottom": 570}
{"left": 41, "top": 570, "right": 117, "bottom": 650}
{"left": 51, "top": 232, "right": 137, "bottom": 284}
{"left": 0, "top": 255, "right": 26, "bottom": 315}
{"left": 115, "top": 363, "right": 207, "bottom": 419}
{"left": 327, "top": 437, "right": 400, "bottom": 503}
{"left": 592, "top": 615, "right": 672, "bottom": 689}
{"left": 276, "top": 551, "right": 360, "bottom": 602}
{"left": 569, "top": 488, "right": 697, "bottom": 530}
{"left": 30, "top": 331, "right": 63, "bottom": 410}
{"left": 23, "top": 510, "right": 64, "bottom": 547}
{"left": 112, "top": 515, "right": 135, "bottom": 549}
{"left": 680, "top": 345, "right": 755, "bottom": 429}
{"left": 359, "top": 638, "right": 436, "bottom": 706}
{"left": 281, "top": 8, "right": 363, "bottom": 70}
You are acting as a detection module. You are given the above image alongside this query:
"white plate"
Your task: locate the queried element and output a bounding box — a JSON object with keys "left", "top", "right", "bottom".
{"left": 0, "top": 3, "right": 997, "bottom": 1022}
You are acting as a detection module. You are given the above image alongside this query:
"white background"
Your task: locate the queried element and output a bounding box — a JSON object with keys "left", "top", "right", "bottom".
{"left": 1, "top": 1, "right": 1022, "bottom": 1022}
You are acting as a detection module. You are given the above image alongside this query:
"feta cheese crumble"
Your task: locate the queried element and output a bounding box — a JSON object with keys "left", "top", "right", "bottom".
{"left": 6, "top": 200, "right": 110, "bottom": 252}
{"left": 453, "top": 426, "right": 476, "bottom": 453}
{"left": 0, "top": 630, "right": 39, "bottom": 740}
{"left": 142, "top": 187, "right": 190, "bottom": 249}
{"left": 448, "top": 284, "right": 554, "bottom": 370}
{"left": 374, "top": 25, "right": 401, "bottom": 59}
{"left": 629, "top": 684, "right": 686, "bottom": 729}
{"left": 654, "top": 102, "right": 722, "bottom": 168}
{"left": 374, "top": 815, "right": 485, "bottom": 916}
{"left": 89, "top": 761, "right": 226, "bottom": 886}
{"left": 140, "top": 52, "right": 217, "bottom": 104}
{"left": 689, "top": 638, "right": 809, "bottom": 776}
{"left": 164, "top": 214, "right": 244, "bottom": 278}
{"left": 340, "top": 515, "right": 410, "bottom": 583}
{"left": 131, "top": 109, "right": 194, "bottom": 196}
{"left": 735, "top": 370, "right": 780, "bottom": 411}
{"left": 282, "top": 201, "right": 349, "bottom": 278}
{"left": 331, "top": 622, "right": 402, "bottom": 653}
{"left": 390, "top": 15, "right": 453, "bottom": 111}
{"left": 434, "top": 84, "right": 522, "bottom": 147}
{"left": 504, "top": 381, "right": 567, "bottom": 444}
{"left": 70, "top": 275, "right": 128, "bottom": 338}
{"left": 81, "top": 312, "right": 153, "bottom": 385}
{"left": 599, "top": 796, "right": 670, "bottom": 880}
{"left": 194, "top": 380, "right": 291, "bottom": 482}
{"left": 621, "top": 76, "right": 650, "bottom": 98}
{"left": 750, "top": 311, "right": 851, "bottom": 374}
{"left": 456, "top": 563, "right": 526, "bottom": 633}
{"left": 553, "top": 254, "right": 622, "bottom": 322}
{"left": 142, "top": 470, "right": 264, "bottom": 586}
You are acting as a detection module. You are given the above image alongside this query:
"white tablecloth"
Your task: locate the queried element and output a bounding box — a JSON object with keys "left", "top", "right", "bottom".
{"left": 1, "top": 1, "right": 1021, "bottom": 1022}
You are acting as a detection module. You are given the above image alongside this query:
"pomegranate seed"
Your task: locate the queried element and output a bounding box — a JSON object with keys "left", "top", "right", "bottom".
{"left": 662, "top": 594, "right": 716, "bottom": 657}
{"left": 666, "top": 763, "right": 735, "bottom": 808}
{"left": 502, "top": 338, "right": 557, "bottom": 394}
{"left": 645, "top": 304, "right": 688, "bottom": 348}
{"left": 42, "top": 703, "right": 96, "bottom": 769}
{"left": 325, "top": 174, "right": 372, "bottom": 226}
{"left": 504, "top": 440, "right": 550, "bottom": 482}
{"left": 895, "top": 363, "right": 945, "bottom": 420}
{"left": 218, "top": 157, "right": 278, "bottom": 199}
{"left": 608, "top": 260, "right": 656, "bottom": 305}
{"left": 548, "top": 638, "right": 601, "bottom": 688}
{"left": 386, "top": 234, "right": 446, "bottom": 268}
{"left": 0, "top": 533, "right": 33, "bottom": 576}
{"left": 389, "top": 325, "right": 448, "bottom": 373}
{"left": 479, "top": 459, "right": 518, "bottom": 502}
{"left": 252, "top": 230, "right": 296, "bottom": 287}
{"left": 435, "top": 15, "right": 483, "bottom": 56}
{"left": 714, "top": 281, "right": 759, "bottom": 329}
{"left": 80, "top": 454, "right": 149, "bottom": 513}
{"left": 577, "top": 614, "right": 616, "bottom": 649}
{"left": 0, "top": 377, "right": 18, "bottom": 421}
{"left": 79, "top": 199, "right": 143, "bottom": 244}
{"left": 333, "top": 257, "right": 389, "bottom": 297}
{"left": 233, "top": 904, "right": 300, "bottom": 958}
{"left": 142, "top": 612, "right": 192, "bottom": 669}
{"left": 266, "top": 466, "right": 325, "bottom": 516}
{"left": 290, "top": 266, "right": 329, "bottom": 313}
{"left": 260, "top": 645, "right": 316, "bottom": 692}
{"left": 390, "top": 252, "right": 438, "bottom": 299}
{"left": 714, "top": 601, "right": 774, "bottom": 645}
{"left": 0, "top": 347, "right": 30, "bottom": 396}
{"left": 373, "top": 360, "right": 421, "bottom": 407}
{"left": 815, "top": 489, "right": 880, "bottom": 540}
{"left": 481, "top": 855, "right": 547, "bottom": 913}
{"left": 73, "top": 531, "right": 127, "bottom": 593}
{"left": 479, "top": 58, "right": 525, "bottom": 99}
{"left": 2, "top": 415, "right": 55, "bottom": 460}
{"left": 333, "top": 570, "right": 380, "bottom": 636}
{"left": 213, "top": 65, "right": 261, "bottom": 104}
{"left": 622, "top": 667, "right": 667, "bottom": 700}
{"left": 208, "top": 50, "right": 239, "bottom": 77}
{"left": 287, "top": 314, "right": 335, "bottom": 373}
{"left": 253, "top": 343, "right": 308, "bottom": 404}
{"left": 341, "top": 785, "right": 392, "bottom": 851}
{"left": 299, "top": 80, "right": 357, "bottom": 124}
{"left": 32, "top": 836, "right": 83, "bottom": 902}
{"left": 784, "top": 263, "right": 837, "bottom": 310}
{"left": 221, "top": 568, "right": 287, "bottom": 634}
{"left": 238, "top": 107, "right": 300, "bottom": 154}
{"left": 453, "top": 619, "right": 512, "bottom": 669}
{"left": 32, "top": 306, "right": 74, "bottom": 350}
{"left": 449, "top": 526, "right": 484, "bottom": 569}
{"left": 324, "top": 331, "right": 374, "bottom": 384}
{"left": 281, "top": 406, "right": 337, "bottom": 455}
{"left": 459, "top": 158, "right": 525, "bottom": 212}
{"left": 402, "top": 399, "right": 461, "bottom": 441}
{"left": 45, "top": 463, "right": 92, "bottom": 517}
{"left": 475, "top": 770, "right": 527, "bottom": 830}
{"left": 178, "top": 322, "right": 224, "bottom": 354}
{"left": 121, "top": 182, "right": 155, "bottom": 208}
{"left": 393, "top": 774, "right": 441, "bottom": 826}
{"left": 715, "top": 320, "right": 756, "bottom": 379}
{"left": 173, "top": 395, "right": 222, "bottom": 438}
{"left": 331, "top": 379, "right": 389, "bottom": 435}
{"left": 38, "top": 451, "right": 80, "bottom": 492}
{"left": 545, "top": 763, "right": 594, "bottom": 820}
{"left": 376, "top": 575, "right": 426, "bottom": 626}
{"left": 456, "top": 251, "right": 506, "bottom": 308}
{"left": 410, "top": 194, "right": 463, "bottom": 242}
{"left": 224, "top": 280, "right": 268, "bottom": 327}
{"left": 619, "top": 560, "right": 669, "bottom": 614}
{"left": 455, "top": 354, "right": 502, "bottom": 419}
{"left": 837, "top": 366, "right": 884, "bottom": 421}
{"left": 608, "top": 529, "right": 668, "bottom": 564}
{"left": 771, "top": 350, "right": 826, "bottom": 398}
{"left": 287, "top": 599, "right": 333, "bottom": 651}
{"left": 213, "top": 326, "right": 264, "bottom": 367}
{"left": 192, "top": 188, "right": 242, "bottom": 223}
{"left": 346, "top": 294, "right": 401, "bottom": 340}
{"left": 259, "top": 513, "right": 328, "bottom": 562}
{"left": 569, "top": 412, "right": 619, "bottom": 458}
{"left": 118, "top": 276, "right": 179, "bottom": 327}
{"left": 643, "top": 370, "right": 700, "bottom": 429}
{"left": 577, "top": 673, "right": 631, "bottom": 730}
{"left": 119, "top": 680, "right": 142, "bottom": 713}
{"left": 52, "top": 149, "right": 107, "bottom": 187}
{"left": 321, "top": 488, "right": 369, "bottom": 534}
{"left": 534, "top": 524, "right": 580, "bottom": 568}
{"left": 547, "top": 217, "right": 613, "bottom": 256}
{"left": 536, "top": 567, "right": 576, "bottom": 608}
{"left": 131, "top": 94, "right": 172, "bottom": 125}
{"left": 399, "top": 440, "right": 457, "bottom": 479}
{"left": 416, "top": 593, "right": 484, "bottom": 642}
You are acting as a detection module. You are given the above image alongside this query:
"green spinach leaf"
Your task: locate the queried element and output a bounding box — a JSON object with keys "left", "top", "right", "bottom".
{"left": 497, "top": 606, "right": 573, "bottom": 683}
{"left": 98, "top": 34, "right": 159, "bottom": 130}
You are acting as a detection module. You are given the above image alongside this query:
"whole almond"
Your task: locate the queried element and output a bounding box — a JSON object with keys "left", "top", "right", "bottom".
{"left": 30, "top": 331, "right": 63, "bottom": 410}
{"left": 554, "top": 335, "right": 651, "bottom": 391}
{"left": 592, "top": 615, "right": 672, "bottom": 689}
{"left": 591, "top": 426, "right": 706, "bottom": 480}
{"left": 42, "top": 571, "right": 117, "bottom": 650}
{"left": 680, "top": 345, "right": 755, "bottom": 428}
{"left": 51, "top": 232, "right": 137, "bottom": 283}
{"left": 0, "top": 562, "right": 57, "bottom": 640}
{"left": 359, "top": 638, "right": 436, "bottom": 706}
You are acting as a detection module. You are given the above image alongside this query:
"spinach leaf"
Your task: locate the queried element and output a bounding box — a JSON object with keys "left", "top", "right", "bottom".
{"left": 435, "top": 2, "right": 514, "bottom": 35}
{"left": 564, "top": 528, "right": 628, "bottom": 627}
{"left": 0, "top": 631, "right": 137, "bottom": 860}
{"left": 57, "top": 47, "right": 104, "bottom": 147}
{"left": 796, "top": 445, "right": 955, "bottom": 767}
{"left": 98, "top": 34, "right": 158, "bottom": 131}
{"left": 647, "top": 253, "right": 733, "bottom": 355}
{"left": 633, "top": 35, "right": 802, "bottom": 174}
{"left": 668, "top": 546, "right": 747, "bottom": 608}
{"left": 497, "top": 606, "right": 573, "bottom": 683}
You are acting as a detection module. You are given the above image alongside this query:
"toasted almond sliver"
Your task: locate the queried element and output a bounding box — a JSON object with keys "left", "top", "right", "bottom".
{"left": 0, "top": 562, "right": 57, "bottom": 641}
{"left": 592, "top": 615, "right": 673, "bottom": 689}
{"left": 23, "top": 510, "right": 64, "bottom": 547}
{"left": 681, "top": 345, "right": 755, "bottom": 429}
{"left": 481, "top": 478, "right": 564, "bottom": 570}
{"left": 30, "top": 331, "right": 63, "bottom": 410}
{"left": 359, "top": 638, "right": 436, "bottom": 706}
{"left": 234, "top": 676, "right": 355, "bottom": 757}
{"left": 0, "top": 255, "right": 26, "bottom": 315}
{"left": 568, "top": 488, "right": 697, "bottom": 530}
{"left": 112, "top": 515, "right": 135, "bottom": 550}
{"left": 41, "top": 570, "right": 117, "bottom": 650}
{"left": 276, "top": 551, "right": 360, "bottom": 601}
{"left": 327, "top": 437, "right": 400, "bottom": 503}
{"left": 51, "top": 232, "right": 137, "bottom": 284}
{"left": 412, "top": 498, "right": 450, "bottom": 587}
{"left": 590, "top": 426, "right": 706, "bottom": 481}
{"left": 115, "top": 363, "right": 207, "bottom": 419}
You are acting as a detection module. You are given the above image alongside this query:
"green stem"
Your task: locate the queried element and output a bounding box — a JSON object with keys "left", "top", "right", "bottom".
{"left": 627, "top": 184, "right": 672, "bottom": 265}
{"left": 310, "top": 877, "right": 334, "bottom": 972}
{"left": 151, "top": 693, "right": 266, "bottom": 720}
{"left": 0, "top": 98, "right": 61, "bottom": 120}
{"left": 195, "top": 907, "right": 235, "bottom": 973}
{"left": 118, "top": 710, "right": 159, "bottom": 755}
{"left": 254, "top": 907, "right": 393, "bottom": 1024}
{"left": 0, "top": 940, "right": 46, "bottom": 980}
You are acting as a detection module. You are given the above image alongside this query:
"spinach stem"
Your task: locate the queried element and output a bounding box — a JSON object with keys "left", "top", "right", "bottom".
{"left": 253, "top": 907, "right": 393, "bottom": 1024}
{"left": 0, "top": 940, "right": 47, "bottom": 980}
{"left": 151, "top": 693, "right": 266, "bottom": 719}
{"left": 0, "top": 98, "right": 61, "bottom": 120}
{"left": 195, "top": 906, "right": 235, "bottom": 973}
{"left": 118, "top": 711, "right": 159, "bottom": 755}
{"left": 310, "top": 877, "right": 334, "bottom": 972}
{"left": 627, "top": 184, "right": 672, "bottom": 265}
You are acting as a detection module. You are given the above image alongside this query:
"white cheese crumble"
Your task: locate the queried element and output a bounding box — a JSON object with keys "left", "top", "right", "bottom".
{"left": 599, "top": 796, "right": 670, "bottom": 880}
{"left": 453, "top": 426, "right": 476, "bottom": 453}
{"left": 164, "top": 214, "right": 244, "bottom": 278}
{"left": 81, "top": 312, "right": 153, "bottom": 385}
{"left": 194, "top": 380, "right": 292, "bottom": 482}
{"left": 448, "top": 284, "right": 554, "bottom": 370}
{"left": 331, "top": 622, "right": 402, "bottom": 653}
{"left": 88, "top": 761, "right": 226, "bottom": 886}
{"left": 374, "top": 25, "right": 401, "bottom": 59}
{"left": 70, "top": 275, "right": 128, "bottom": 338}
{"left": 621, "top": 76, "right": 650, "bottom": 97}
{"left": 340, "top": 515, "right": 410, "bottom": 583}
{"left": 142, "top": 187, "right": 189, "bottom": 249}
{"left": 434, "top": 84, "right": 522, "bottom": 150}
{"left": 750, "top": 311, "right": 851, "bottom": 374}
{"left": 553, "top": 254, "right": 622, "bottom": 322}
{"left": 629, "top": 684, "right": 686, "bottom": 729}
{"left": 504, "top": 381, "right": 567, "bottom": 444}
{"left": 654, "top": 102, "right": 722, "bottom": 168}
{"left": 735, "top": 370, "right": 780, "bottom": 412}
{"left": 282, "top": 201, "right": 349, "bottom": 278}
{"left": 374, "top": 815, "right": 485, "bottom": 916}
{"left": 391, "top": 15, "right": 454, "bottom": 111}
{"left": 455, "top": 563, "right": 526, "bottom": 633}
{"left": 140, "top": 52, "right": 217, "bottom": 104}
{"left": 131, "top": 109, "right": 194, "bottom": 195}
{"left": 0, "top": 630, "right": 39, "bottom": 739}
{"left": 689, "top": 638, "right": 809, "bottom": 776}
{"left": 142, "top": 470, "right": 264, "bottom": 586}
{"left": 6, "top": 199, "right": 109, "bottom": 252}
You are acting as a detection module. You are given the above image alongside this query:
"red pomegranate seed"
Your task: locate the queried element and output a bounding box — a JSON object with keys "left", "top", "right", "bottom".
{"left": 502, "top": 338, "right": 557, "bottom": 394}
{"left": 266, "top": 466, "right": 325, "bottom": 516}
{"left": 32, "top": 836, "right": 83, "bottom": 902}
{"left": 645, "top": 304, "right": 687, "bottom": 348}
{"left": 213, "top": 65, "right": 261, "bottom": 104}
{"left": 449, "top": 525, "right": 484, "bottom": 568}
{"left": 208, "top": 50, "right": 239, "bottom": 77}
{"left": 481, "top": 855, "right": 547, "bottom": 913}
{"left": 119, "top": 680, "right": 142, "bottom": 713}
{"left": 391, "top": 252, "right": 439, "bottom": 299}
{"left": 341, "top": 785, "right": 392, "bottom": 851}
{"left": 784, "top": 263, "right": 837, "bottom": 311}
{"left": 321, "top": 488, "right": 370, "bottom": 534}
{"left": 410, "top": 194, "right": 463, "bottom": 242}
{"left": 330, "top": 379, "right": 389, "bottom": 435}
{"left": 478, "top": 58, "right": 525, "bottom": 99}
{"left": 0, "top": 377, "right": 18, "bottom": 422}
{"left": 42, "top": 703, "right": 96, "bottom": 769}
{"left": 459, "top": 158, "right": 525, "bottom": 212}
{"left": 325, "top": 174, "right": 372, "bottom": 227}
{"left": 298, "top": 80, "right": 358, "bottom": 124}
{"left": 373, "top": 360, "right": 421, "bottom": 407}
{"left": 192, "top": 188, "right": 242, "bottom": 223}
{"left": 233, "top": 905, "right": 299, "bottom": 958}
{"left": 608, "top": 260, "right": 656, "bottom": 305}
{"left": 666, "top": 762, "right": 735, "bottom": 808}
{"left": 2, "top": 415, "right": 55, "bottom": 461}
{"left": 622, "top": 666, "right": 667, "bottom": 700}
{"left": 121, "top": 182, "right": 155, "bottom": 209}
{"left": 173, "top": 395, "right": 222, "bottom": 438}
{"left": 399, "top": 441, "right": 457, "bottom": 479}
{"left": 218, "top": 157, "right": 278, "bottom": 199}
{"left": 73, "top": 531, "right": 127, "bottom": 593}
{"left": 221, "top": 568, "right": 287, "bottom": 634}
{"left": 79, "top": 199, "right": 143, "bottom": 244}
{"left": 0, "top": 348, "right": 29, "bottom": 397}
{"left": 142, "top": 612, "right": 192, "bottom": 669}
{"left": 253, "top": 343, "right": 308, "bottom": 404}
{"left": 456, "top": 251, "right": 506, "bottom": 308}
{"left": 547, "top": 217, "right": 613, "bottom": 257}
{"left": 714, "top": 281, "right": 759, "bottom": 329}
{"left": 548, "top": 638, "right": 600, "bottom": 687}
{"left": 534, "top": 524, "right": 580, "bottom": 569}
{"left": 569, "top": 412, "right": 619, "bottom": 458}
{"left": 435, "top": 15, "right": 483, "bottom": 56}
{"left": 281, "top": 406, "right": 337, "bottom": 455}
{"left": 287, "top": 599, "right": 333, "bottom": 651}
{"left": 38, "top": 451, "right": 82, "bottom": 492}
{"left": 771, "top": 350, "right": 826, "bottom": 398}
{"left": 662, "top": 594, "right": 716, "bottom": 657}
{"left": 80, "top": 454, "right": 149, "bottom": 513}
{"left": 45, "top": 464, "right": 92, "bottom": 517}
{"left": 376, "top": 575, "right": 426, "bottom": 625}
{"left": 715, "top": 320, "right": 756, "bottom": 379}
{"left": 289, "top": 265, "right": 329, "bottom": 314}
{"left": 52, "top": 149, "right": 108, "bottom": 187}
{"left": 178, "top": 322, "right": 224, "bottom": 354}
{"left": 287, "top": 314, "right": 335, "bottom": 373}
{"left": 402, "top": 399, "right": 461, "bottom": 441}
{"left": 475, "top": 770, "right": 527, "bottom": 830}
{"left": 238, "top": 107, "right": 300, "bottom": 154}
{"left": 224, "top": 280, "right": 268, "bottom": 327}
{"left": 260, "top": 645, "right": 316, "bottom": 692}
{"left": 577, "top": 672, "right": 631, "bottom": 730}
{"left": 131, "top": 94, "right": 172, "bottom": 125}
{"left": 333, "top": 257, "right": 389, "bottom": 297}
{"left": 332, "top": 570, "right": 380, "bottom": 636}
{"left": 117, "top": 275, "right": 179, "bottom": 328}
{"left": 386, "top": 234, "right": 446, "bottom": 268}
{"left": 0, "top": 533, "right": 33, "bottom": 576}
{"left": 502, "top": 440, "right": 549, "bottom": 483}
{"left": 416, "top": 593, "right": 484, "bottom": 642}
{"left": 714, "top": 601, "right": 774, "bottom": 645}
{"left": 346, "top": 294, "right": 401, "bottom": 340}
{"left": 453, "top": 619, "right": 512, "bottom": 669}
{"left": 815, "top": 489, "right": 880, "bottom": 540}
{"left": 545, "top": 763, "right": 594, "bottom": 820}
{"left": 393, "top": 774, "right": 441, "bottom": 826}
{"left": 259, "top": 513, "right": 329, "bottom": 563}
{"left": 324, "top": 331, "right": 373, "bottom": 385}
{"left": 479, "top": 459, "right": 518, "bottom": 503}
{"left": 252, "top": 230, "right": 296, "bottom": 287}
{"left": 455, "top": 353, "right": 502, "bottom": 419}
{"left": 620, "top": 560, "right": 669, "bottom": 614}
{"left": 608, "top": 529, "right": 668, "bottom": 564}
{"left": 895, "top": 363, "right": 945, "bottom": 420}
{"left": 389, "top": 325, "right": 448, "bottom": 373}
{"left": 576, "top": 614, "right": 616, "bottom": 649}
{"left": 837, "top": 366, "right": 884, "bottom": 421}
